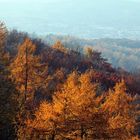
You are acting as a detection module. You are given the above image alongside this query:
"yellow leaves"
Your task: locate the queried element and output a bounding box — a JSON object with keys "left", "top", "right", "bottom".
{"left": 36, "top": 102, "right": 53, "bottom": 121}
{"left": 65, "top": 71, "right": 79, "bottom": 89}
{"left": 84, "top": 47, "right": 93, "bottom": 58}
{"left": 109, "top": 114, "right": 125, "bottom": 128}
{"left": 10, "top": 37, "right": 43, "bottom": 98}
{"left": 102, "top": 80, "right": 137, "bottom": 139}
{"left": 103, "top": 80, "right": 134, "bottom": 114}
{"left": 52, "top": 41, "right": 68, "bottom": 53}
{"left": 114, "top": 79, "right": 127, "bottom": 94}
{"left": 53, "top": 96, "right": 64, "bottom": 114}
{"left": 25, "top": 71, "right": 137, "bottom": 139}
{"left": 130, "top": 136, "right": 139, "bottom": 140}
{"left": 28, "top": 71, "right": 101, "bottom": 136}
{"left": 18, "top": 38, "right": 36, "bottom": 55}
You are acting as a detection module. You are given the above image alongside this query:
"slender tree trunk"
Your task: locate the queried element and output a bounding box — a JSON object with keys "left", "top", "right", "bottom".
{"left": 51, "top": 133, "right": 55, "bottom": 140}
{"left": 81, "top": 125, "right": 84, "bottom": 140}
{"left": 80, "top": 125, "right": 87, "bottom": 140}
{"left": 25, "top": 46, "right": 28, "bottom": 102}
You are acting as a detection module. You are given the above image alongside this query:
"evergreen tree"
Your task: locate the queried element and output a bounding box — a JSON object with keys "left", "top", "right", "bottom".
{"left": 26, "top": 71, "right": 109, "bottom": 139}
{"left": 102, "top": 80, "right": 137, "bottom": 139}
{"left": 10, "top": 38, "right": 43, "bottom": 104}
{"left": 0, "top": 22, "right": 20, "bottom": 139}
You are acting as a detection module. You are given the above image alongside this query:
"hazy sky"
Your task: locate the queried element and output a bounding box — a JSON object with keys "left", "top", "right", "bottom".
{"left": 0, "top": 0, "right": 140, "bottom": 38}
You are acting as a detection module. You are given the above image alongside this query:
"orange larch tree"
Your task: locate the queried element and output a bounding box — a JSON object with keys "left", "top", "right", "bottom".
{"left": 10, "top": 38, "right": 44, "bottom": 103}
{"left": 26, "top": 71, "right": 110, "bottom": 139}
{"left": 102, "top": 80, "right": 137, "bottom": 139}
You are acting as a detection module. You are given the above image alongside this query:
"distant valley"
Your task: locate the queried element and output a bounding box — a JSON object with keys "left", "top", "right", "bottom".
{"left": 42, "top": 34, "right": 140, "bottom": 72}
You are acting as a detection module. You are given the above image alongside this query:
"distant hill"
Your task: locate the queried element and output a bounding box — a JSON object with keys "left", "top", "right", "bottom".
{"left": 42, "top": 34, "right": 140, "bottom": 72}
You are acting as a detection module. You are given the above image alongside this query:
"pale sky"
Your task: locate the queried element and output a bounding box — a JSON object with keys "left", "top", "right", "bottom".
{"left": 0, "top": 0, "right": 140, "bottom": 38}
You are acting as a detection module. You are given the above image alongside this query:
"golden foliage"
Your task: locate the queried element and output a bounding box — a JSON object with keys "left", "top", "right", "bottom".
{"left": 52, "top": 40, "right": 68, "bottom": 53}
{"left": 10, "top": 38, "right": 43, "bottom": 102}
{"left": 102, "top": 80, "right": 136, "bottom": 139}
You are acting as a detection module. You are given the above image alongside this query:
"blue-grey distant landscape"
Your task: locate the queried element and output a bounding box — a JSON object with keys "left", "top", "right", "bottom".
{"left": 1, "top": 0, "right": 140, "bottom": 39}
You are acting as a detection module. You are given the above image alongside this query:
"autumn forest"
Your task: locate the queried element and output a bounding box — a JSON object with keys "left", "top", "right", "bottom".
{"left": 0, "top": 22, "right": 140, "bottom": 140}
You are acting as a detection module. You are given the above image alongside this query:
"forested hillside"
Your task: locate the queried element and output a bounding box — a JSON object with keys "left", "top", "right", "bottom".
{"left": 43, "top": 34, "right": 140, "bottom": 72}
{"left": 0, "top": 23, "right": 140, "bottom": 139}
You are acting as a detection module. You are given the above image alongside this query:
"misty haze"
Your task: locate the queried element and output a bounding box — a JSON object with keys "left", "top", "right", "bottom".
{"left": 1, "top": 0, "right": 140, "bottom": 38}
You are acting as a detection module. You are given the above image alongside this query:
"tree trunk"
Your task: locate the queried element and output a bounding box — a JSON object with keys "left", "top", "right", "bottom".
{"left": 25, "top": 46, "right": 28, "bottom": 102}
